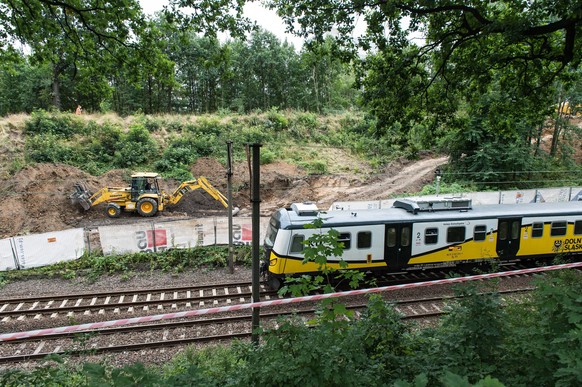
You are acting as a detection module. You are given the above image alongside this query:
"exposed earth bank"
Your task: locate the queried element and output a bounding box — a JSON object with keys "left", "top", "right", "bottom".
{"left": 0, "top": 155, "right": 448, "bottom": 238}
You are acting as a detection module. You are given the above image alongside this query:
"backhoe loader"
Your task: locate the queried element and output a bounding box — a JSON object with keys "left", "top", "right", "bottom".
{"left": 70, "top": 172, "right": 239, "bottom": 218}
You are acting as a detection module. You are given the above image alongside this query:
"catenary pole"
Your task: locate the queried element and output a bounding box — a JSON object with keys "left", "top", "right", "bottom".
{"left": 227, "top": 141, "right": 234, "bottom": 274}
{"left": 251, "top": 143, "right": 261, "bottom": 345}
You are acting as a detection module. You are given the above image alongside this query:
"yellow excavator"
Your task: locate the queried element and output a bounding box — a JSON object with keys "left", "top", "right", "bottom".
{"left": 70, "top": 172, "right": 239, "bottom": 218}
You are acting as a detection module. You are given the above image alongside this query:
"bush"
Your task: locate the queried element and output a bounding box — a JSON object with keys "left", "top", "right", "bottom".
{"left": 114, "top": 124, "right": 158, "bottom": 167}
{"left": 86, "top": 122, "right": 123, "bottom": 162}
{"left": 260, "top": 148, "right": 276, "bottom": 165}
{"left": 25, "top": 134, "right": 76, "bottom": 163}
{"left": 24, "top": 110, "right": 85, "bottom": 137}
{"left": 266, "top": 108, "right": 289, "bottom": 130}
{"left": 299, "top": 159, "right": 327, "bottom": 174}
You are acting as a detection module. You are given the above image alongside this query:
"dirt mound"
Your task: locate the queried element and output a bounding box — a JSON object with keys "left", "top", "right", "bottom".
{"left": 0, "top": 154, "right": 447, "bottom": 238}
{"left": 0, "top": 164, "right": 93, "bottom": 237}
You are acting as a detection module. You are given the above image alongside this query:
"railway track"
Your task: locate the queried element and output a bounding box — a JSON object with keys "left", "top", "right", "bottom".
{"left": 0, "top": 286, "right": 533, "bottom": 365}
{"left": 0, "top": 281, "right": 278, "bottom": 322}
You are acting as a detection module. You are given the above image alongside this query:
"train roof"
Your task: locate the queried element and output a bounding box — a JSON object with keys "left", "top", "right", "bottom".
{"left": 275, "top": 200, "right": 582, "bottom": 230}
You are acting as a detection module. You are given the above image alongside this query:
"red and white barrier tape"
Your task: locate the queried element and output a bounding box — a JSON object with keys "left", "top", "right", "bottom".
{"left": 1, "top": 261, "right": 581, "bottom": 342}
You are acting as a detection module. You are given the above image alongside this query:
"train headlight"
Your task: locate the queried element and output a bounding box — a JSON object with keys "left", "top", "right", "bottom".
{"left": 269, "top": 258, "right": 278, "bottom": 266}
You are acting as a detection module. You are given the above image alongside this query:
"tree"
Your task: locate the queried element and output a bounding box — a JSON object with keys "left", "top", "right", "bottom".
{"left": 267, "top": 0, "right": 581, "bottom": 79}
{"left": 1, "top": 1, "right": 149, "bottom": 110}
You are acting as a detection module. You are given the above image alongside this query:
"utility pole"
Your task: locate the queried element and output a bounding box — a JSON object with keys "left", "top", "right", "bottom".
{"left": 435, "top": 168, "right": 442, "bottom": 196}
{"left": 227, "top": 141, "right": 234, "bottom": 274}
{"left": 250, "top": 143, "right": 261, "bottom": 345}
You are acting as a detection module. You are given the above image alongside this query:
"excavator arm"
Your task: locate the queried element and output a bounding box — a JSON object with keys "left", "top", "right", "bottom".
{"left": 167, "top": 177, "right": 229, "bottom": 208}
{"left": 70, "top": 183, "right": 128, "bottom": 210}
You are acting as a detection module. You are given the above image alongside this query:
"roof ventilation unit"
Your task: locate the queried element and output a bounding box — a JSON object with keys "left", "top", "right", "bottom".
{"left": 393, "top": 197, "right": 472, "bottom": 214}
{"left": 291, "top": 202, "right": 319, "bottom": 216}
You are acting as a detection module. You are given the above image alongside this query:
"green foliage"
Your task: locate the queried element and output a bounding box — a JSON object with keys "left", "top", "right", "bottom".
{"left": 266, "top": 108, "right": 289, "bottom": 130}
{"left": 299, "top": 159, "right": 328, "bottom": 174}
{"left": 499, "top": 270, "right": 582, "bottom": 386}
{"left": 428, "top": 283, "right": 507, "bottom": 381}
{"left": 260, "top": 148, "right": 276, "bottom": 165}
{"left": 417, "top": 181, "right": 477, "bottom": 196}
{"left": 162, "top": 344, "right": 245, "bottom": 386}
{"left": 114, "top": 124, "right": 158, "bottom": 168}
{"left": 24, "top": 110, "right": 85, "bottom": 137}
{"left": 0, "top": 246, "right": 252, "bottom": 284}
{"left": 85, "top": 121, "right": 124, "bottom": 164}
{"left": 0, "top": 356, "right": 87, "bottom": 386}
{"left": 238, "top": 125, "right": 273, "bottom": 144}
{"left": 25, "top": 133, "right": 77, "bottom": 163}
{"left": 236, "top": 314, "right": 377, "bottom": 386}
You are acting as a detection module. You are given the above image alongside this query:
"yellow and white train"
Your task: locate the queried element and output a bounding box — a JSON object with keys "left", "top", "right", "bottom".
{"left": 262, "top": 197, "right": 582, "bottom": 289}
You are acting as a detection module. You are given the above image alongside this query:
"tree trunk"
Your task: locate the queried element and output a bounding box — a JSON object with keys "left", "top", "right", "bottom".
{"left": 550, "top": 101, "right": 566, "bottom": 157}
{"left": 51, "top": 63, "right": 64, "bottom": 111}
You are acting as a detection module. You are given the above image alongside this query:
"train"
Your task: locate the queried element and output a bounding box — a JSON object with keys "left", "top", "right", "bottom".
{"left": 262, "top": 197, "right": 582, "bottom": 289}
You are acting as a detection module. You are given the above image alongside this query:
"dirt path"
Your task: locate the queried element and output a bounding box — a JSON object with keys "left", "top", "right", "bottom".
{"left": 339, "top": 156, "right": 449, "bottom": 201}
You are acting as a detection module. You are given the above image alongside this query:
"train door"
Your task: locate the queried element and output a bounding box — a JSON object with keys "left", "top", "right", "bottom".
{"left": 496, "top": 218, "right": 522, "bottom": 259}
{"left": 384, "top": 223, "right": 412, "bottom": 269}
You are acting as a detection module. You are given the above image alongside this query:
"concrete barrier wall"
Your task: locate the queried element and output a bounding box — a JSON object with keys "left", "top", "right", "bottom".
{"left": 1, "top": 228, "right": 85, "bottom": 270}
{"left": 98, "top": 217, "right": 269, "bottom": 255}
{"left": 330, "top": 186, "right": 582, "bottom": 211}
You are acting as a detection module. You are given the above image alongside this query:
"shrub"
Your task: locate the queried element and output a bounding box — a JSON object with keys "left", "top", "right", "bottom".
{"left": 114, "top": 124, "right": 158, "bottom": 167}
{"left": 24, "top": 110, "right": 85, "bottom": 137}
{"left": 25, "top": 134, "right": 75, "bottom": 163}
{"left": 266, "top": 108, "right": 289, "bottom": 130}
{"left": 299, "top": 159, "right": 327, "bottom": 174}
{"left": 260, "top": 148, "right": 276, "bottom": 165}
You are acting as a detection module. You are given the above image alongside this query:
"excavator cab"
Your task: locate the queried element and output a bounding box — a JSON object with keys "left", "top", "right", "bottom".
{"left": 131, "top": 173, "right": 161, "bottom": 201}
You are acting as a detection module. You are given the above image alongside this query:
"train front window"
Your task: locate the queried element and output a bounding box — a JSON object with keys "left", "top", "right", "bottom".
{"left": 264, "top": 220, "right": 279, "bottom": 248}
{"left": 290, "top": 234, "right": 305, "bottom": 253}
{"left": 551, "top": 221, "right": 567, "bottom": 236}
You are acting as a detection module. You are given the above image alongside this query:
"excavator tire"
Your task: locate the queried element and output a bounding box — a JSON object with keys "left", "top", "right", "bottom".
{"left": 137, "top": 198, "right": 158, "bottom": 217}
{"left": 106, "top": 203, "right": 121, "bottom": 218}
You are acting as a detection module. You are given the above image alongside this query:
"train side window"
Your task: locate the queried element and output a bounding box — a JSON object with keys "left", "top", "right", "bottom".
{"left": 447, "top": 226, "right": 465, "bottom": 243}
{"left": 575, "top": 221, "right": 582, "bottom": 235}
{"left": 338, "top": 233, "right": 351, "bottom": 250}
{"left": 551, "top": 221, "right": 567, "bottom": 236}
{"left": 290, "top": 234, "right": 305, "bottom": 253}
{"left": 498, "top": 222, "right": 508, "bottom": 241}
{"left": 511, "top": 221, "right": 520, "bottom": 239}
{"left": 357, "top": 231, "right": 372, "bottom": 249}
{"left": 387, "top": 227, "right": 396, "bottom": 247}
{"left": 532, "top": 222, "right": 544, "bottom": 238}
{"left": 401, "top": 226, "right": 411, "bottom": 247}
{"left": 474, "top": 225, "right": 487, "bottom": 241}
{"left": 425, "top": 228, "right": 438, "bottom": 244}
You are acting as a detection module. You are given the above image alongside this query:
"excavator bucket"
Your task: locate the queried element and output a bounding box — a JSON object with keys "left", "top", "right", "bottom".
{"left": 70, "top": 183, "right": 94, "bottom": 211}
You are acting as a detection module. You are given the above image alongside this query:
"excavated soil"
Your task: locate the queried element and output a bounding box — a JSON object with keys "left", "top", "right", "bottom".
{"left": 0, "top": 154, "right": 448, "bottom": 238}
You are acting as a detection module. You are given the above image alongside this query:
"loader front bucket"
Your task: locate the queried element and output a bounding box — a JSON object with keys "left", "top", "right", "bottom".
{"left": 70, "top": 183, "right": 93, "bottom": 211}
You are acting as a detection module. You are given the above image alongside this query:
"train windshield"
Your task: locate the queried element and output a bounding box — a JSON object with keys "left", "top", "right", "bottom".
{"left": 264, "top": 217, "right": 280, "bottom": 248}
